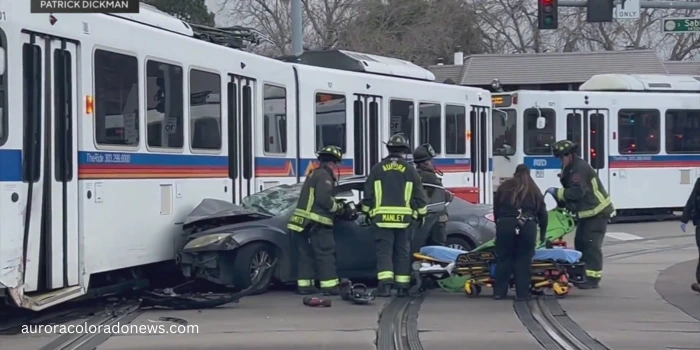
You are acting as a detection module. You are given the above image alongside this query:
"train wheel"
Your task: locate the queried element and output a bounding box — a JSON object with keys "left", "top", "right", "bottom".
{"left": 553, "top": 282, "right": 569, "bottom": 297}
{"left": 464, "top": 281, "right": 481, "bottom": 298}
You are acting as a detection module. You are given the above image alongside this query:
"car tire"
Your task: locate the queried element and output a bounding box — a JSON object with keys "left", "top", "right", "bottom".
{"left": 446, "top": 235, "right": 474, "bottom": 251}
{"left": 231, "top": 242, "right": 276, "bottom": 295}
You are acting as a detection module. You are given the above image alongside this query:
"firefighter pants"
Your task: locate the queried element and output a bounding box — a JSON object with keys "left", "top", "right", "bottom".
{"left": 295, "top": 224, "right": 339, "bottom": 289}
{"left": 574, "top": 215, "right": 608, "bottom": 282}
{"left": 376, "top": 227, "right": 411, "bottom": 288}
{"left": 428, "top": 222, "right": 447, "bottom": 246}
{"left": 695, "top": 225, "right": 700, "bottom": 284}
{"left": 494, "top": 218, "right": 537, "bottom": 299}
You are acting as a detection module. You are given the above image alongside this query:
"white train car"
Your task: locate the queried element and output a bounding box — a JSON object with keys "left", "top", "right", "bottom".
{"left": 0, "top": 1, "right": 493, "bottom": 310}
{"left": 491, "top": 74, "right": 700, "bottom": 218}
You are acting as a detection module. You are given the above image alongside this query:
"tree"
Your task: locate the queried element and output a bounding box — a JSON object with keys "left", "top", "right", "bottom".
{"left": 470, "top": 0, "right": 700, "bottom": 60}
{"left": 340, "top": 0, "right": 485, "bottom": 66}
{"left": 143, "top": 0, "right": 216, "bottom": 27}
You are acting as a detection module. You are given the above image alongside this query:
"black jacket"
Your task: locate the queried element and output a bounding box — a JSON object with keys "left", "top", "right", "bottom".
{"left": 494, "top": 180, "right": 548, "bottom": 241}
{"left": 362, "top": 153, "right": 428, "bottom": 229}
{"left": 557, "top": 156, "right": 614, "bottom": 219}
{"left": 681, "top": 177, "right": 700, "bottom": 225}
{"left": 287, "top": 163, "right": 339, "bottom": 231}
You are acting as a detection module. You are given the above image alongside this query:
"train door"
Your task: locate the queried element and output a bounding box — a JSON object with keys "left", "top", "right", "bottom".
{"left": 20, "top": 32, "right": 80, "bottom": 294}
{"left": 470, "top": 106, "right": 492, "bottom": 203}
{"left": 565, "top": 108, "right": 609, "bottom": 188}
{"left": 227, "top": 74, "right": 256, "bottom": 204}
{"left": 352, "top": 94, "right": 382, "bottom": 176}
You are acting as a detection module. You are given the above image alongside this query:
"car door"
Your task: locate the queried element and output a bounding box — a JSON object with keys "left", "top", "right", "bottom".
{"left": 332, "top": 182, "right": 375, "bottom": 276}
{"left": 410, "top": 184, "right": 453, "bottom": 254}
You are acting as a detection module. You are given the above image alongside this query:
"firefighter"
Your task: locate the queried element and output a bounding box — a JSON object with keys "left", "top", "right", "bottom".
{"left": 546, "top": 140, "right": 614, "bottom": 289}
{"left": 679, "top": 176, "right": 700, "bottom": 293}
{"left": 412, "top": 143, "right": 447, "bottom": 246}
{"left": 362, "top": 134, "right": 429, "bottom": 297}
{"left": 287, "top": 145, "right": 346, "bottom": 296}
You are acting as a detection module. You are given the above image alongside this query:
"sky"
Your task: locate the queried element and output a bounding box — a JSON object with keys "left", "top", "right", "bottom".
{"left": 205, "top": 0, "right": 237, "bottom": 26}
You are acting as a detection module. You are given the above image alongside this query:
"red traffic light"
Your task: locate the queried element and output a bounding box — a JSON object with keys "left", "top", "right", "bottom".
{"left": 542, "top": 0, "right": 553, "bottom": 3}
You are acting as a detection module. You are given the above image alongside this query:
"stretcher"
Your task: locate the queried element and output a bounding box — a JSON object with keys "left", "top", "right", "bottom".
{"left": 410, "top": 206, "right": 585, "bottom": 297}
{"left": 412, "top": 246, "right": 586, "bottom": 297}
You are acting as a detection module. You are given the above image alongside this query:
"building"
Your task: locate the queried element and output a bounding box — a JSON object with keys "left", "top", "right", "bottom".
{"left": 428, "top": 50, "right": 697, "bottom": 91}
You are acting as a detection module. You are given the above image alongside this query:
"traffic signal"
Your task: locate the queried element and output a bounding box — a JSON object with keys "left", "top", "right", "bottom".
{"left": 538, "top": 0, "right": 559, "bottom": 30}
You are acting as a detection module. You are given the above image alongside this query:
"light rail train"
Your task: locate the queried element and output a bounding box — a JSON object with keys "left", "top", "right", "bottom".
{"left": 491, "top": 74, "right": 700, "bottom": 219}
{"left": 0, "top": 1, "right": 492, "bottom": 310}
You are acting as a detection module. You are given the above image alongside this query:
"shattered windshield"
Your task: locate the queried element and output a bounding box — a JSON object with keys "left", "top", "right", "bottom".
{"left": 241, "top": 183, "right": 303, "bottom": 216}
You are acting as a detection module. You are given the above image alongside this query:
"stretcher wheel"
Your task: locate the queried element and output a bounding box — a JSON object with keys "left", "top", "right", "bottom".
{"left": 553, "top": 282, "right": 569, "bottom": 297}
{"left": 464, "top": 281, "right": 481, "bottom": 298}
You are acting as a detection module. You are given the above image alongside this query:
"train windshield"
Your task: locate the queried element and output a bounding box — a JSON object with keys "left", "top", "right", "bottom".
{"left": 493, "top": 109, "right": 516, "bottom": 156}
{"left": 241, "top": 182, "right": 303, "bottom": 216}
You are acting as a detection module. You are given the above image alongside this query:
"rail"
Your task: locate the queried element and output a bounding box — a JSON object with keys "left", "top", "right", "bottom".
{"left": 377, "top": 295, "right": 425, "bottom": 350}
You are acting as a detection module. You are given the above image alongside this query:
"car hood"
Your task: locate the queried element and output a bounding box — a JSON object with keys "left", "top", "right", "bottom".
{"left": 183, "top": 198, "right": 273, "bottom": 228}
{"left": 448, "top": 200, "right": 494, "bottom": 219}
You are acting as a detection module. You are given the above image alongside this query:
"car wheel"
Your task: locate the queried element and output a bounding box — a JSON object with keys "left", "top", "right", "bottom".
{"left": 232, "top": 242, "right": 276, "bottom": 295}
{"left": 446, "top": 235, "right": 474, "bottom": 252}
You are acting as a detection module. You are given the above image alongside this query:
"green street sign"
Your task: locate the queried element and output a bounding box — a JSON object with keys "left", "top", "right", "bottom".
{"left": 662, "top": 18, "right": 700, "bottom": 33}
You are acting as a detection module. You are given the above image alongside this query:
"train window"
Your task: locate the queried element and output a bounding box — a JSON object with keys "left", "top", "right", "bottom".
{"left": 390, "top": 99, "right": 415, "bottom": 150}
{"left": 666, "top": 110, "right": 700, "bottom": 154}
{"left": 263, "top": 84, "right": 287, "bottom": 154}
{"left": 146, "top": 60, "right": 184, "bottom": 149}
{"left": 566, "top": 113, "right": 583, "bottom": 157}
{"left": 0, "top": 31, "right": 6, "bottom": 146}
{"left": 315, "top": 93, "right": 346, "bottom": 152}
{"left": 23, "top": 43, "right": 42, "bottom": 183}
{"left": 523, "top": 108, "right": 556, "bottom": 155}
{"left": 493, "top": 109, "right": 516, "bottom": 156}
{"left": 94, "top": 50, "right": 140, "bottom": 146}
{"left": 190, "top": 69, "right": 222, "bottom": 150}
{"left": 419, "top": 103, "right": 441, "bottom": 154}
{"left": 617, "top": 109, "right": 660, "bottom": 154}
{"left": 445, "top": 105, "right": 466, "bottom": 154}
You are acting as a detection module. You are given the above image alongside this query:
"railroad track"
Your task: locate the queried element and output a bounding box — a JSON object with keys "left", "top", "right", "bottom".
{"left": 376, "top": 295, "right": 424, "bottom": 350}
{"left": 38, "top": 301, "right": 140, "bottom": 350}
{"left": 515, "top": 297, "right": 611, "bottom": 350}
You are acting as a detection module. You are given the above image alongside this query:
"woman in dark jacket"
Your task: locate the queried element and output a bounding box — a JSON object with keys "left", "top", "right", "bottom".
{"left": 492, "top": 164, "right": 548, "bottom": 300}
{"left": 680, "top": 177, "right": 700, "bottom": 293}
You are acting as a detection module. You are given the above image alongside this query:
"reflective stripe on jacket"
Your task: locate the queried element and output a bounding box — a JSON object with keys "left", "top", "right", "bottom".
{"left": 287, "top": 165, "right": 339, "bottom": 232}
{"left": 362, "top": 154, "right": 428, "bottom": 229}
{"left": 556, "top": 156, "right": 613, "bottom": 219}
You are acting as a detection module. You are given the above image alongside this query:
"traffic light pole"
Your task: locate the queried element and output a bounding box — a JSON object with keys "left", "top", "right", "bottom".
{"left": 559, "top": 0, "right": 700, "bottom": 9}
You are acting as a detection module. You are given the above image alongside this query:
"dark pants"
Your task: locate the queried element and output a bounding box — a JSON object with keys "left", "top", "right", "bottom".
{"left": 376, "top": 227, "right": 411, "bottom": 288}
{"left": 574, "top": 215, "right": 608, "bottom": 282}
{"left": 428, "top": 222, "right": 447, "bottom": 246}
{"left": 494, "top": 218, "right": 537, "bottom": 299}
{"left": 696, "top": 225, "right": 700, "bottom": 284}
{"left": 295, "top": 224, "right": 339, "bottom": 289}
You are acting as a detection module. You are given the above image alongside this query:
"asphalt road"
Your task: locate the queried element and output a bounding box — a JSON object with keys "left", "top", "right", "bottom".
{"left": 2, "top": 221, "right": 698, "bottom": 350}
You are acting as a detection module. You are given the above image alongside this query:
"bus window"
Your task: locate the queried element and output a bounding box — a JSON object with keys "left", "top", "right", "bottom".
{"left": 445, "top": 105, "right": 466, "bottom": 154}
{"left": 190, "top": 69, "right": 222, "bottom": 150}
{"left": 263, "top": 84, "right": 287, "bottom": 154}
{"left": 390, "top": 99, "right": 414, "bottom": 150}
{"left": 94, "top": 50, "right": 140, "bottom": 146}
{"left": 566, "top": 113, "right": 582, "bottom": 157}
{"left": 523, "top": 108, "right": 556, "bottom": 155}
{"left": 146, "top": 60, "right": 183, "bottom": 149}
{"left": 315, "top": 93, "right": 346, "bottom": 152}
{"left": 618, "top": 109, "right": 660, "bottom": 154}
{"left": 493, "top": 109, "right": 516, "bottom": 156}
{"left": 0, "top": 30, "right": 6, "bottom": 146}
{"left": 666, "top": 110, "right": 700, "bottom": 154}
{"left": 419, "top": 103, "right": 441, "bottom": 153}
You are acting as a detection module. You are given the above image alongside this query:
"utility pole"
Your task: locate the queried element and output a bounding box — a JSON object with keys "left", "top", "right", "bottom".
{"left": 291, "top": 0, "right": 303, "bottom": 56}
